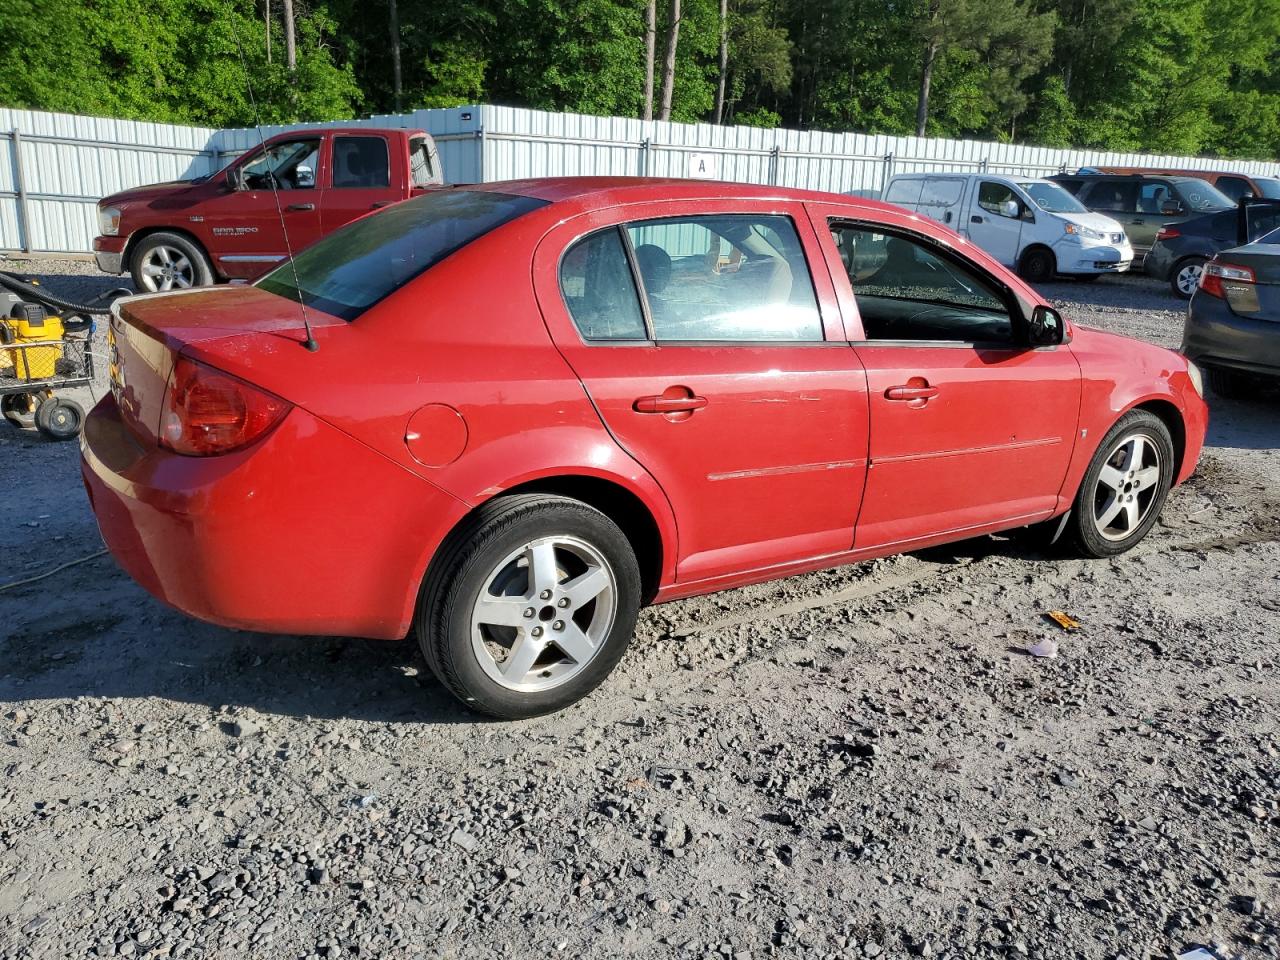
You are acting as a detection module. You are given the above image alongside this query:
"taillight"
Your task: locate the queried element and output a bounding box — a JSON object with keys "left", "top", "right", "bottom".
{"left": 1200, "top": 261, "right": 1255, "bottom": 298}
{"left": 160, "top": 356, "right": 291, "bottom": 456}
{"left": 1155, "top": 226, "right": 1180, "bottom": 242}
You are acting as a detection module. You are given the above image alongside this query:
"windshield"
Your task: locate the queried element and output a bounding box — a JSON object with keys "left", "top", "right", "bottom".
{"left": 1178, "top": 179, "right": 1235, "bottom": 212}
{"left": 1254, "top": 178, "right": 1280, "bottom": 199}
{"left": 258, "top": 190, "right": 548, "bottom": 320}
{"left": 1018, "top": 181, "right": 1088, "bottom": 214}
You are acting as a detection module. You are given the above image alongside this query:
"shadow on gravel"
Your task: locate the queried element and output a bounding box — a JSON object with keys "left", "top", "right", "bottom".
{"left": 1205, "top": 388, "right": 1280, "bottom": 451}
{"left": 0, "top": 568, "right": 480, "bottom": 725}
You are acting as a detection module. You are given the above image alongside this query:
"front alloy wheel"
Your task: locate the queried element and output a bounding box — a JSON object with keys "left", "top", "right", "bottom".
{"left": 1070, "top": 410, "right": 1174, "bottom": 557}
{"left": 418, "top": 494, "right": 641, "bottom": 718}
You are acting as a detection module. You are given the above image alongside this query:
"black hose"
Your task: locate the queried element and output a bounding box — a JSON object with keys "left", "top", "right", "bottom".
{"left": 0, "top": 270, "right": 127, "bottom": 316}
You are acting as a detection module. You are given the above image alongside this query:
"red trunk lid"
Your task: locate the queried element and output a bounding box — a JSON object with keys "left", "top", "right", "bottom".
{"left": 108, "top": 286, "right": 338, "bottom": 442}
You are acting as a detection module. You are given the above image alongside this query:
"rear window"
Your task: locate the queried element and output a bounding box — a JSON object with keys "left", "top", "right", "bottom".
{"left": 257, "top": 190, "right": 547, "bottom": 320}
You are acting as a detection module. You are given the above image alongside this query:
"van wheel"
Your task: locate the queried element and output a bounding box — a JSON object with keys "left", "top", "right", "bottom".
{"left": 1171, "top": 257, "right": 1206, "bottom": 299}
{"left": 417, "top": 494, "right": 642, "bottom": 719}
{"left": 1018, "top": 248, "right": 1056, "bottom": 283}
{"left": 1068, "top": 410, "right": 1174, "bottom": 558}
{"left": 129, "top": 233, "right": 214, "bottom": 293}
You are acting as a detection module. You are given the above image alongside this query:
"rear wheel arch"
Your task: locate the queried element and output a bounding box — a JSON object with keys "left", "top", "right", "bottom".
{"left": 422, "top": 475, "right": 668, "bottom": 608}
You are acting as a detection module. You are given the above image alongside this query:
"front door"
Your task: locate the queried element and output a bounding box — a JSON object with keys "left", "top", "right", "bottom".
{"left": 817, "top": 215, "right": 1080, "bottom": 549}
{"left": 202, "top": 135, "right": 325, "bottom": 279}
{"left": 965, "top": 180, "right": 1026, "bottom": 267}
{"left": 535, "top": 201, "right": 870, "bottom": 584}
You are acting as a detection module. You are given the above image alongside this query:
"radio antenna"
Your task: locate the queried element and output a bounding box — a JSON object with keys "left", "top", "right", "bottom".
{"left": 226, "top": 11, "right": 318, "bottom": 352}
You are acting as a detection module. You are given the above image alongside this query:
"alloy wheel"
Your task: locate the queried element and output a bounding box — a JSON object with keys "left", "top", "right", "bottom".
{"left": 1092, "top": 433, "right": 1162, "bottom": 542}
{"left": 469, "top": 535, "right": 617, "bottom": 693}
{"left": 1175, "top": 261, "right": 1203, "bottom": 297}
{"left": 139, "top": 245, "right": 195, "bottom": 292}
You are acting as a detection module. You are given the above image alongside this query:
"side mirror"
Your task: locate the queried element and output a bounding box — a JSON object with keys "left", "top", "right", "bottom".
{"left": 1160, "top": 200, "right": 1183, "bottom": 216}
{"left": 296, "top": 165, "right": 315, "bottom": 189}
{"left": 226, "top": 167, "right": 245, "bottom": 191}
{"left": 1027, "top": 305, "right": 1065, "bottom": 346}
{"left": 1001, "top": 199, "right": 1021, "bottom": 219}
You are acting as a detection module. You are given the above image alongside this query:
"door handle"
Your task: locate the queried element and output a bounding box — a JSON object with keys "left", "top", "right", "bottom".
{"left": 372, "top": 200, "right": 395, "bottom": 209}
{"left": 970, "top": 215, "right": 983, "bottom": 224}
{"left": 633, "top": 394, "right": 708, "bottom": 414}
{"left": 885, "top": 384, "right": 940, "bottom": 401}
{"left": 286, "top": 203, "right": 315, "bottom": 212}
{"left": 1130, "top": 219, "right": 1143, "bottom": 225}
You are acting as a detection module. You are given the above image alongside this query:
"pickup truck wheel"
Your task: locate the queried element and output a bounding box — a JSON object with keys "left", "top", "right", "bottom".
{"left": 1018, "top": 248, "right": 1056, "bottom": 284}
{"left": 417, "top": 494, "right": 641, "bottom": 719}
{"left": 130, "top": 233, "right": 214, "bottom": 293}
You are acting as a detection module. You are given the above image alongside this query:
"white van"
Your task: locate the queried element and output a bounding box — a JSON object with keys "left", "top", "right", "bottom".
{"left": 879, "top": 173, "right": 1133, "bottom": 283}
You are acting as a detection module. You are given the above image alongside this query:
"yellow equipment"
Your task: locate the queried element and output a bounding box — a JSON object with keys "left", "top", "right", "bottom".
{"left": 2, "top": 306, "right": 66, "bottom": 381}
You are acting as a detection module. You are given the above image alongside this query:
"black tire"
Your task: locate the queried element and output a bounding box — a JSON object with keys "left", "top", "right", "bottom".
{"left": 1170, "top": 257, "right": 1206, "bottom": 300}
{"left": 1069, "top": 410, "right": 1175, "bottom": 558}
{"left": 1018, "top": 247, "right": 1056, "bottom": 283}
{"left": 1, "top": 393, "right": 38, "bottom": 428}
{"left": 417, "top": 494, "right": 642, "bottom": 719}
{"left": 1207, "top": 366, "right": 1251, "bottom": 401}
{"left": 34, "top": 398, "right": 85, "bottom": 440}
{"left": 129, "top": 232, "right": 215, "bottom": 293}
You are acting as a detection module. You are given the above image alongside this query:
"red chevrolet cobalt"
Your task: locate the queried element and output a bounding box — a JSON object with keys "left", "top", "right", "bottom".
{"left": 82, "top": 179, "right": 1208, "bottom": 718}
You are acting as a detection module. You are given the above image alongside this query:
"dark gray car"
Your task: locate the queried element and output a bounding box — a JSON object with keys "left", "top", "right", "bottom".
{"left": 1182, "top": 230, "right": 1280, "bottom": 398}
{"left": 1147, "top": 200, "right": 1280, "bottom": 298}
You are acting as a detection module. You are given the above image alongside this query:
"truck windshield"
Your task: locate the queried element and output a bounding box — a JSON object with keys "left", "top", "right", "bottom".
{"left": 1018, "top": 181, "right": 1088, "bottom": 214}
{"left": 1253, "top": 178, "right": 1280, "bottom": 199}
{"left": 257, "top": 190, "right": 548, "bottom": 320}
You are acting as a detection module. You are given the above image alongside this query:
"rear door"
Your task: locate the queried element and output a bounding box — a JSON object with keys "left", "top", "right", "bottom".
{"left": 965, "top": 180, "right": 1026, "bottom": 266}
{"left": 321, "top": 133, "right": 400, "bottom": 232}
{"left": 534, "top": 200, "right": 870, "bottom": 584}
{"left": 916, "top": 177, "right": 967, "bottom": 229}
{"left": 808, "top": 204, "right": 1081, "bottom": 549}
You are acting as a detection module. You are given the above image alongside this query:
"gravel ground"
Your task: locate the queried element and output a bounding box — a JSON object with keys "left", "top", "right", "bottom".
{"left": 1, "top": 264, "right": 1277, "bottom": 960}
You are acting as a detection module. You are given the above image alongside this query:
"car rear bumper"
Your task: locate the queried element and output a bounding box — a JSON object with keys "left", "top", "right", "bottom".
{"left": 93, "top": 235, "right": 127, "bottom": 274}
{"left": 1181, "top": 293, "right": 1280, "bottom": 379}
{"left": 80, "top": 393, "right": 467, "bottom": 639}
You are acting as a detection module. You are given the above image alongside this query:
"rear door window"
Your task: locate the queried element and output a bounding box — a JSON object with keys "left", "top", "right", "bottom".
{"left": 560, "top": 230, "right": 647, "bottom": 340}
{"left": 257, "top": 190, "right": 547, "bottom": 320}
{"left": 409, "top": 136, "right": 438, "bottom": 188}
{"left": 624, "top": 215, "right": 823, "bottom": 342}
{"left": 917, "top": 178, "right": 965, "bottom": 224}
{"left": 1084, "top": 180, "right": 1138, "bottom": 213}
{"left": 332, "top": 136, "right": 391, "bottom": 189}
{"left": 884, "top": 179, "right": 924, "bottom": 208}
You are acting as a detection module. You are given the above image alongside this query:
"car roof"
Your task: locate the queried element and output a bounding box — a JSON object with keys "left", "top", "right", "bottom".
{"left": 269, "top": 127, "right": 422, "bottom": 137}
{"left": 465, "top": 176, "right": 905, "bottom": 216}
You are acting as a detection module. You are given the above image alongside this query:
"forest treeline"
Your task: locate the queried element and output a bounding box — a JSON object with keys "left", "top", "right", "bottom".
{"left": 3, "top": 0, "right": 1278, "bottom": 158}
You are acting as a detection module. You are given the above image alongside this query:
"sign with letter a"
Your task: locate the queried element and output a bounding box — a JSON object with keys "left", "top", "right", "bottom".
{"left": 688, "top": 153, "right": 718, "bottom": 180}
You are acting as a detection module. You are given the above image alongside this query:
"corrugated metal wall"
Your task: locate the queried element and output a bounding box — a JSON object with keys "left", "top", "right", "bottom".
{"left": 1, "top": 108, "right": 220, "bottom": 254}
{"left": 3, "top": 102, "right": 1278, "bottom": 255}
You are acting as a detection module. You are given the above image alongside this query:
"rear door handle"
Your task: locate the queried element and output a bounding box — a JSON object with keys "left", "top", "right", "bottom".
{"left": 372, "top": 200, "right": 396, "bottom": 209}
{"left": 885, "top": 385, "right": 940, "bottom": 401}
{"left": 970, "top": 215, "right": 983, "bottom": 223}
{"left": 286, "top": 203, "right": 315, "bottom": 212}
{"left": 633, "top": 394, "right": 708, "bottom": 414}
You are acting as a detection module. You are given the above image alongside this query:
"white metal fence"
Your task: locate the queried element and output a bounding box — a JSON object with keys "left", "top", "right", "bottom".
{"left": 4, "top": 103, "right": 1279, "bottom": 255}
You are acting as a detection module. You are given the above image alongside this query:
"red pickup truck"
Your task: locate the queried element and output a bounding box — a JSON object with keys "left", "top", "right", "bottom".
{"left": 93, "top": 127, "right": 443, "bottom": 292}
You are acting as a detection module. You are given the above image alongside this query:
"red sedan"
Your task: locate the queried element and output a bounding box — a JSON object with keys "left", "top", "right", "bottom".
{"left": 81, "top": 178, "right": 1208, "bottom": 718}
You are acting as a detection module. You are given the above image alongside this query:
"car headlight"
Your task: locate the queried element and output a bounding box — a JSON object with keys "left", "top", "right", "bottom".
{"left": 1064, "top": 223, "right": 1105, "bottom": 241}
{"left": 1186, "top": 361, "right": 1204, "bottom": 398}
{"left": 98, "top": 206, "right": 121, "bottom": 236}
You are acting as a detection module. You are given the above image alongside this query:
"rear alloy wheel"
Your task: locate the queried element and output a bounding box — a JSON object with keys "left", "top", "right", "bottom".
{"left": 1171, "top": 257, "right": 1206, "bottom": 299}
{"left": 1018, "top": 248, "right": 1056, "bottom": 284}
{"left": 418, "top": 494, "right": 641, "bottom": 719}
{"left": 129, "top": 232, "right": 214, "bottom": 293}
{"left": 34, "top": 398, "right": 85, "bottom": 440}
{"left": 1070, "top": 410, "right": 1174, "bottom": 558}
